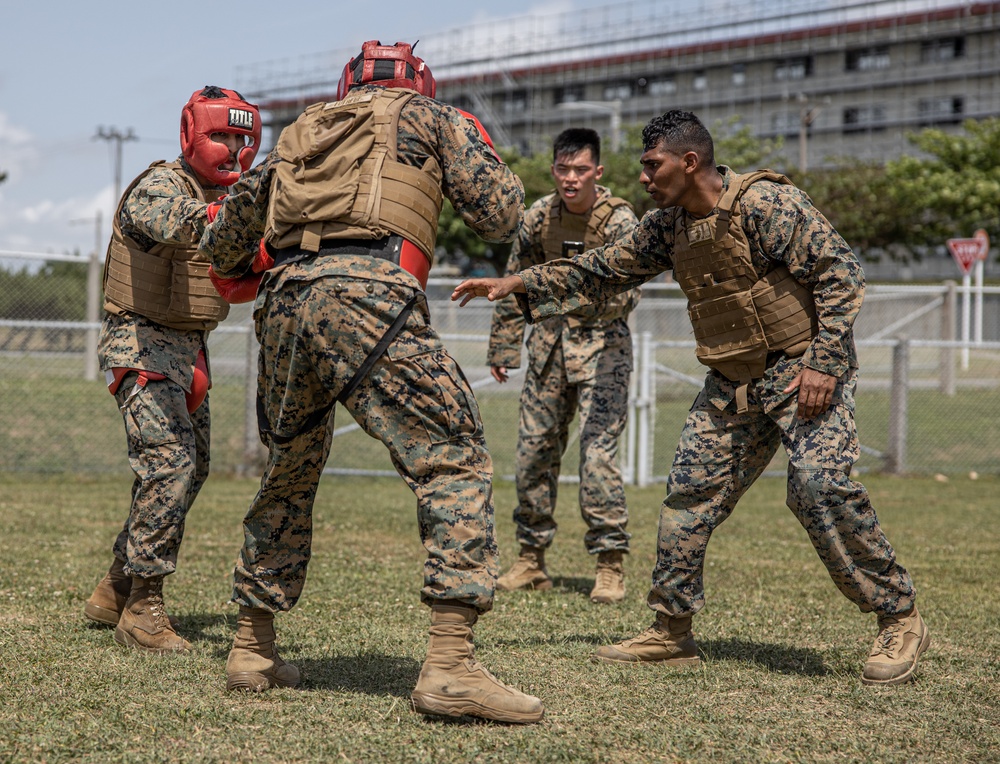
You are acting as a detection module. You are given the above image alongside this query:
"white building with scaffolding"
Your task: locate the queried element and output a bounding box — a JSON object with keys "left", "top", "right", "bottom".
{"left": 237, "top": 0, "right": 999, "bottom": 171}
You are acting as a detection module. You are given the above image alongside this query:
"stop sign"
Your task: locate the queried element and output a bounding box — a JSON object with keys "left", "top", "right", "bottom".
{"left": 947, "top": 229, "right": 990, "bottom": 275}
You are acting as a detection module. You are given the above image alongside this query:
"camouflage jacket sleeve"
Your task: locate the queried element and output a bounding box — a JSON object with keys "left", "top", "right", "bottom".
{"left": 518, "top": 209, "right": 672, "bottom": 322}
{"left": 198, "top": 151, "right": 278, "bottom": 278}
{"left": 486, "top": 198, "right": 548, "bottom": 367}
{"left": 740, "top": 180, "right": 862, "bottom": 377}
{"left": 122, "top": 161, "right": 212, "bottom": 248}
{"left": 399, "top": 97, "right": 524, "bottom": 243}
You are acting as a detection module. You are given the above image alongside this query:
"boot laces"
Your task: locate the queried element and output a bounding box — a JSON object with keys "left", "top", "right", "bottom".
{"left": 594, "top": 566, "right": 621, "bottom": 592}
{"left": 147, "top": 594, "right": 170, "bottom": 627}
{"left": 872, "top": 622, "right": 902, "bottom": 657}
{"left": 506, "top": 556, "right": 541, "bottom": 578}
{"left": 620, "top": 623, "right": 664, "bottom": 648}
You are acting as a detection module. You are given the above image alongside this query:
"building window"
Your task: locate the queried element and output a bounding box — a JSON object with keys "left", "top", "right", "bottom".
{"left": 846, "top": 46, "right": 890, "bottom": 71}
{"left": 732, "top": 64, "right": 746, "bottom": 87}
{"left": 501, "top": 89, "right": 528, "bottom": 119}
{"left": 771, "top": 111, "right": 799, "bottom": 136}
{"left": 918, "top": 96, "right": 964, "bottom": 125}
{"left": 843, "top": 105, "right": 886, "bottom": 133}
{"left": 693, "top": 71, "right": 707, "bottom": 91}
{"left": 603, "top": 82, "right": 633, "bottom": 100}
{"left": 648, "top": 77, "right": 676, "bottom": 96}
{"left": 774, "top": 56, "right": 813, "bottom": 81}
{"left": 555, "top": 84, "right": 586, "bottom": 104}
{"left": 920, "top": 37, "right": 965, "bottom": 63}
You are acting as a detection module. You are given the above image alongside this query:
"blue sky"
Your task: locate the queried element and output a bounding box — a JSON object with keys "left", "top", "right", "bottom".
{"left": 0, "top": 0, "right": 600, "bottom": 256}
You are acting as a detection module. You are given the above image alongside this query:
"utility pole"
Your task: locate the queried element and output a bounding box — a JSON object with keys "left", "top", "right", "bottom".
{"left": 93, "top": 126, "right": 138, "bottom": 203}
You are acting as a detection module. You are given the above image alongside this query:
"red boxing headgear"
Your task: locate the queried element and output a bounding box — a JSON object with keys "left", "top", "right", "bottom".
{"left": 336, "top": 41, "right": 436, "bottom": 100}
{"left": 180, "top": 86, "right": 262, "bottom": 187}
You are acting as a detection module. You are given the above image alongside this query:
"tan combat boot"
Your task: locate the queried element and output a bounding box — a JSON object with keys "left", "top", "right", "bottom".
{"left": 411, "top": 602, "right": 544, "bottom": 724}
{"left": 114, "top": 576, "right": 191, "bottom": 654}
{"left": 589, "top": 550, "right": 626, "bottom": 604}
{"left": 862, "top": 605, "right": 930, "bottom": 686}
{"left": 592, "top": 613, "right": 701, "bottom": 665}
{"left": 84, "top": 558, "right": 179, "bottom": 629}
{"left": 496, "top": 546, "right": 552, "bottom": 592}
{"left": 226, "top": 606, "right": 300, "bottom": 692}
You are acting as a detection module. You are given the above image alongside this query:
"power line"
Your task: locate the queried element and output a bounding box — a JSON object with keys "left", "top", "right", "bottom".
{"left": 93, "top": 126, "right": 138, "bottom": 203}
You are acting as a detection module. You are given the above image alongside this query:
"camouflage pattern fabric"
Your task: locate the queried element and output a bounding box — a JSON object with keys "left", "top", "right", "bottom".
{"left": 98, "top": 157, "right": 220, "bottom": 577}
{"left": 109, "top": 373, "right": 211, "bottom": 578}
{"left": 200, "top": 86, "right": 524, "bottom": 615}
{"left": 648, "top": 368, "right": 914, "bottom": 618}
{"left": 488, "top": 188, "right": 638, "bottom": 554}
{"left": 516, "top": 166, "right": 916, "bottom": 618}
{"left": 232, "top": 274, "right": 499, "bottom": 613}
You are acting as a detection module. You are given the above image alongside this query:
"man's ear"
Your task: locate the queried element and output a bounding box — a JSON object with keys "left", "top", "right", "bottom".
{"left": 682, "top": 150, "right": 700, "bottom": 174}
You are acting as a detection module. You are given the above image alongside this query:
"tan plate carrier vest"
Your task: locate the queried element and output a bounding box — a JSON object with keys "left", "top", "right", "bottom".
{"left": 103, "top": 160, "right": 229, "bottom": 331}
{"left": 541, "top": 193, "right": 636, "bottom": 324}
{"left": 265, "top": 87, "right": 443, "bottom": 263}
{"left": 672, "top": 170, "right": 818, "bottom": 412}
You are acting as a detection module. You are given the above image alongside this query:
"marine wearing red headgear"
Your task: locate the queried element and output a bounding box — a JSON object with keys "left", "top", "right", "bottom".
{"left": 180, "top": 86, "right": 261, "bottom": 187}
{"left": 336, "top": 40, "right": 436, "bottom": 100}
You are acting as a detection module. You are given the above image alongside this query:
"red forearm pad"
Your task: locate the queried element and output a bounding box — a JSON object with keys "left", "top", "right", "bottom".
{"left": 253, "top": 240, "right": 275, "bottom": 273}
{"left": 456, "top": 108, "right": 498, "bottom": 160}
{"left": 206, "top": 200, "right": 224, "bottom": 223}
{"left": 209, "top": 267, "right": 263, "bottom": 304}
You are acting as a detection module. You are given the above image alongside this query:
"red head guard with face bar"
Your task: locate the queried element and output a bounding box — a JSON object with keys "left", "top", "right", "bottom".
{"left": 180, "top": 86, "right": 262, "bottom": 186}
{"left": 336, "top": 41, "right": 436, "bottom": 100}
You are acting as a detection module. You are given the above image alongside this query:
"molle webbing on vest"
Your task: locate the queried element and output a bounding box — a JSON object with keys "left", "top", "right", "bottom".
{"left": 672, "top": 170, "right": 817, "bottom": 408}
{"left": 540, "top": 194, "right": 629, "bottom": 263}
{"left": 102, "top": 161, "right": 229, "bottom": 331}
{"left": 266, "top": 88, "right": 442, "bottom": 263}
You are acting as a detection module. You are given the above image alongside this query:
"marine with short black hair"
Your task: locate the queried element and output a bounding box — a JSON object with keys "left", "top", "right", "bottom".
{"left": 452, "top": 108, "right": 929, "bottom": 687}
{"left": 487, "top": 127, "right": 639, "bottom": 603}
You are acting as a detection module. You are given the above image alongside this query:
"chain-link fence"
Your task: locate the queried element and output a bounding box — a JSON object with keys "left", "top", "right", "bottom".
{"left": 2, "top": 249, "right": 998, "bottom": 479}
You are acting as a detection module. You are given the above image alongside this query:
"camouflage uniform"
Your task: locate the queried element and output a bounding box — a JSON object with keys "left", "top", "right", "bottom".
{"left": 98, "top": 158, "right": 223, "bottom": 578}
{"left": 517, "top": 166, "right": 916, "bottom": 619}
{"left": 488, "top": 187, "right": 638, "bottom": 554}
{"left": 201, "top": 88, "right": 523, "bottom": 614}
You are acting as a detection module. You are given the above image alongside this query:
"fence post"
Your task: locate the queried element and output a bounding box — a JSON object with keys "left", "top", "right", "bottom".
{"left": 886, "top": 338, "right": 909, "bottom": 474}
{"left": 637, "top": 331, "right": 654, "bottom": 487}
{"left": 940, "top": 280, "right": 956, "bottom": 396}
{"left": 623, "top": 332, "right": 639, "bottom": 485}
{"left": 84, "top": 212, "right": 102, "bottom": 381}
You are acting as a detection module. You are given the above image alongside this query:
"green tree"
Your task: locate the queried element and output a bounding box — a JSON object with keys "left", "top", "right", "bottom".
{"left": 434, "top": 114, "right": 783, "bottom": 273}
{"left": 796, "top": 161, "right": 906, "bottom": 256}
{"left": 886, "top": 117, "right": 1000, "bottom": 251}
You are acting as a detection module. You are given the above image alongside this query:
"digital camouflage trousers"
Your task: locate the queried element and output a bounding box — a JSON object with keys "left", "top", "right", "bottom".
{"left": 232, "top": 275, "right": 500, "bottom": 614}
{"left": 112, "top": 373, "right": 210, "bottom": 578}
{"left": 511, "top": 341, "right": 631, "bottom": 554}
{"left": 648, "top": 370, "right": 915, "bottom": 618}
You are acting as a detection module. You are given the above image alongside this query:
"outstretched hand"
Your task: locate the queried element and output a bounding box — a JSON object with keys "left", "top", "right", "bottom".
{"left": 451, "top": 275, "right": 525, "bottom": 306}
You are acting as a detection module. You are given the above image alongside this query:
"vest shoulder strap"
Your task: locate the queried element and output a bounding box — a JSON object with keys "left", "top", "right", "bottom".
{"left": 714, "top": 169, "right": 792, "bottom": 241}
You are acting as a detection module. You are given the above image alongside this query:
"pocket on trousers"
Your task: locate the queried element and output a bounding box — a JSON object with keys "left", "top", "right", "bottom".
{"left": 387, "top": 350, "right": 483, "bottom": 446}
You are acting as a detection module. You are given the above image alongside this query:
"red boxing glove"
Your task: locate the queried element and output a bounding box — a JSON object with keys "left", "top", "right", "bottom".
{"left": 208, "top": 267, "right": 263, "bottom": 304}
{"left": 253, "top": 240, "right": 274, "bottom": 273}
{"left": 456, "top": 108, "right": 499, "bottom": 160}
{"left": 206, "top": 199, "right": 225, "bottom": 223}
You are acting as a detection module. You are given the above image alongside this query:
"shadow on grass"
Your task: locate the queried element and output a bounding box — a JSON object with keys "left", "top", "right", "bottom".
{"left": 296, "top": 654, "right": 420, "bottom": 697}
{"left": 550, "top": 575, "right": 596, "bottom": 596}
{"left": 698, "top": 636, "right": 829, "bottom": 676}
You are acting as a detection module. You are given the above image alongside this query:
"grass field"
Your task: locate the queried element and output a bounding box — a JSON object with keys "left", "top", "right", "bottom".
{"left": 1, "top": 471, "right": 997, "bottom": 763}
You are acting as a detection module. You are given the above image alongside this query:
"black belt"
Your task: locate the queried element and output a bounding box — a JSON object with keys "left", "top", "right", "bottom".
{"left": 271, "top": 235, "right": 403, "bottom": 267}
